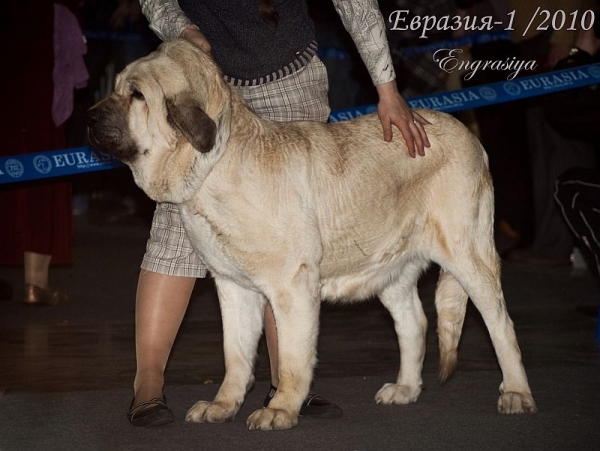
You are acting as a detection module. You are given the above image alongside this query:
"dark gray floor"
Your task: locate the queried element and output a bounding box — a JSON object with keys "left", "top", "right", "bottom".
{"left": 1, "top": 215, "right": 599, "bottom": 450}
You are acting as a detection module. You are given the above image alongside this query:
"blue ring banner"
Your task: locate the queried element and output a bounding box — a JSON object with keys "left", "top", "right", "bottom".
{"left": 329, "top": 62, "right": 600, "bottom": 122}
{"left": 0, "top": 147, "right": 125, "bottom": 185}
{"left": 2, "top": 63, "right": 599, "bottom": 185}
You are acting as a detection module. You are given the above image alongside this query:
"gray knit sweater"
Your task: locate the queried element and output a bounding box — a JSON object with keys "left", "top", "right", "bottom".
{"left": 178, "top": 0, "right": 317, "bottom": 86}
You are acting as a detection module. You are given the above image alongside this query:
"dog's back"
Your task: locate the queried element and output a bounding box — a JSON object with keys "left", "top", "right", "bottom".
{"left": 277, "top": 110, "right": 492, "bottom": 304}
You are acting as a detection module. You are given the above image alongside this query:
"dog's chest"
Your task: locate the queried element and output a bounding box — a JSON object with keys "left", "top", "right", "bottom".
{"left": 179, "top": 205, "right": 253, "bottom": 286}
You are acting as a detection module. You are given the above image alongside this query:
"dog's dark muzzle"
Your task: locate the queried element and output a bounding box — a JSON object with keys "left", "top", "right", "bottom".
{"left": 87, "top": 97, "right": 139, "bottom": 163}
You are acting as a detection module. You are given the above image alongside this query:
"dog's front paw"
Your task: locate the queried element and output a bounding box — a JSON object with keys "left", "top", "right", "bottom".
{"left": 246, "top": 407, "right": 298, "bottom": 430}
{"left": 185, "top": 400, "right": 238, "bottom": 423}
{"left": 375, "top": 383, "right": 421, "bottom": 405}
{"left": 497, "top": 392, "right": 538, "bottom": 414}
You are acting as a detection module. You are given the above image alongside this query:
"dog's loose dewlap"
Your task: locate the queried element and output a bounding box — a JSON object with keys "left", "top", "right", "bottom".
{"left": 88, "top": 39, "right": 537, "bottom": 431}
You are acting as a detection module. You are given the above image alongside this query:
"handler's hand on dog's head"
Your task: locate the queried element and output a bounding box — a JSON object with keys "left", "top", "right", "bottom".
{"left": 376, "top": 82, "right": 431, "bottom": 158}
{"left": 180, "top": 26, "right": 212, "bottom": 54}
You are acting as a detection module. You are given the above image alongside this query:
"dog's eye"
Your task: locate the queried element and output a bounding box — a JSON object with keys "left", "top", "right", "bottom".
{"left": 131, "top": 89, "right": 145, "bottom": 101}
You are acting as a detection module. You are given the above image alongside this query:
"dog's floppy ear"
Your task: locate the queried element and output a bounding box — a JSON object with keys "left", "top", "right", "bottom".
{"left": 166, "top": 94, "right": 217, "bottom": 153}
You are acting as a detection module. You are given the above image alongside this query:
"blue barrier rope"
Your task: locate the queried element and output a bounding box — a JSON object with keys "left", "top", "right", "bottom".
{"left": 2, "top": 63, "right": 599, "bottom": 185}
{"left": 0, "top": 147, "right": 125, "bottom": 184}
{"left": 330, "top": 62, "right": 600, "bottom": 121}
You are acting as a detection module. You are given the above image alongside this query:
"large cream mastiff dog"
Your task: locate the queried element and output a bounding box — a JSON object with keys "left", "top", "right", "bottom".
{"left": 88, "top": 39, "right": 537, "bottom": 430}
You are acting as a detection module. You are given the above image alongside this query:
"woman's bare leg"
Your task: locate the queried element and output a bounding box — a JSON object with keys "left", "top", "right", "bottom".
{"left": 133, "top": 269, "right": 196, "bottom": 404}
{"left": 24, "top": 251, "right": 51, "bottom": 288}
{"left": 264, "top": 303, "right": 279, "bottom": 387}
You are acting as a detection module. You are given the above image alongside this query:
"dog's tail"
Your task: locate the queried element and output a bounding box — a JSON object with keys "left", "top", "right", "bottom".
{"left": 434, "top": 268, "right": 468, "bottom": 383}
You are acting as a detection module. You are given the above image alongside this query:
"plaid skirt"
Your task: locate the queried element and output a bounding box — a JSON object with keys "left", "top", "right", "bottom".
{"left": 141, "top": 56, "right": 330, "bottom": 277}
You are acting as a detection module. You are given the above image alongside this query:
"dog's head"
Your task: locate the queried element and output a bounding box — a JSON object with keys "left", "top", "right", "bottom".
{"left": 87, "top": 39, "right": 233, "bottom": 203}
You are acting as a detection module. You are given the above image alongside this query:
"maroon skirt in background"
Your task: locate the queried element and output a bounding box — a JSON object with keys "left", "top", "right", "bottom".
{"left": 0, "top": 1, "right": 73, "bottom": 265}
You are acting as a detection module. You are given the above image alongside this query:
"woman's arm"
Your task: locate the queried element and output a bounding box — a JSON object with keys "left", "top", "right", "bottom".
{"left": 331, "top": 0, "right": 430, "bottom": 157}
{"left": 139, "top": 0, "right": 211, "bottom": 51}
{"left": 139, "top": 0, "right": 195, "bottom": 41}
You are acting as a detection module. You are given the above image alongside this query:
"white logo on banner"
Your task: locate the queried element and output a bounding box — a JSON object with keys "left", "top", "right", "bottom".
{"left": 589, "top": 65, "right": 600, "bottom": 79}
{"left": 33, "top": 155, "right": 53, "bottom": 174}
{"left": 479, "top": 86, "right": 497, "bottom": 101}
{"left": 503, "top": 82, "right": 521, "bottom": 96}
{"left": 5, "top": 159, "right": 24, "bottom": 178}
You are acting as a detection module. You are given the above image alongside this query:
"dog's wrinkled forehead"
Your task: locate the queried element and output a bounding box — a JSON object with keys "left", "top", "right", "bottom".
{"left": 114, "top": 53, "right": 189, "bottom": 99}
{"left": 115, "top": 40, "right": 216, "bottom": 99}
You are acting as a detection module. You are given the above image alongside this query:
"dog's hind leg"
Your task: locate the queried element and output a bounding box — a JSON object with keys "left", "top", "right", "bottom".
{"left": 246, "top": 262, "right": 321, "bottom": 431}
{"left": 375, "top": 261, "right": 429, "bottom": 405}
{"left": 186, "top": 277, "right": 266, "bottom": 424}
{"left": 435, "top": 268, "right": 468, "bottom": 382}
{"left": 441, "top": 248, "right": 537, "bottom": 414}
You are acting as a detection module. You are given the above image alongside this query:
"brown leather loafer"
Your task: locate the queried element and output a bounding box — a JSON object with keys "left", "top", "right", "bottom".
{"left": 23, "top": 284, "right": 68, "bottom": 306}
{"left": 127, "top": 396, "right": 175, "bottom": 427}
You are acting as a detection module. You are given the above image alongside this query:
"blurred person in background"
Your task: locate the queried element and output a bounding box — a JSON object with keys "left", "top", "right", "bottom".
{"left": 551, "top": 12, "right": 600, "bottom": 287}
{"left": 0, "top": 1, "right": 88, "bottom": 305}
{"left": 505, "top": 0, "right": 597, "bottom": 266}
